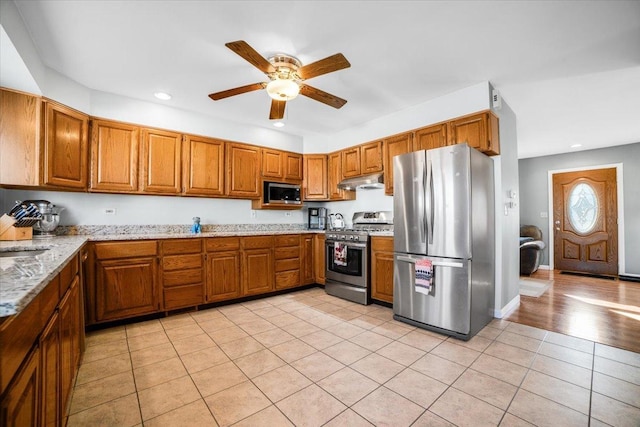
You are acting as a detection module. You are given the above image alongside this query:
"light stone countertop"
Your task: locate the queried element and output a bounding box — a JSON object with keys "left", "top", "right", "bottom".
{"left": 0, "top": 229, "right": 325, "bottom": 318}
{"left": 368, "top": 231, "right": 394, "bottom": 237}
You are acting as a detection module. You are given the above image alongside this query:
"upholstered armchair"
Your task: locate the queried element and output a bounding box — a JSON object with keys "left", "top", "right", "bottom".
{"left": 520, "top": 225, "right": 546, "bottom": 275}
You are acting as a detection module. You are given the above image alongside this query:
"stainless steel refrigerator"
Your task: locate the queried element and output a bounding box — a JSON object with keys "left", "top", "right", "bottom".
{"left": 393, "top": 143, "right": 494, "bottom": 340}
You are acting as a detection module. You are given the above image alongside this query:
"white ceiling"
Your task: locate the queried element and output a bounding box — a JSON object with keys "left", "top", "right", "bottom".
{"left": 10, "top": 0, "right": 640, "bottom": 158}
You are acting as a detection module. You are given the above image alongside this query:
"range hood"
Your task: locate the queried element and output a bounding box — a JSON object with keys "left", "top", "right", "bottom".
{"left": 337, "top": 173, "right": 384, "bottom": 190}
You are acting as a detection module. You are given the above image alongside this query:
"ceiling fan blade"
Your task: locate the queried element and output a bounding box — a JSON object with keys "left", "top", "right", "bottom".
{"left": 208, "top": 83, "right": 266, "bottom": 100}
{"left": 269, "top": 100, "right": 286, "bottom": 120}
{"left": 300, "top": 85, "right": 347, "bottom": 109}
{"left": 298, "top": 53, "right": 350, "bottom": 80}
{"left": 225, "top": 40, "right": 275, "bottom": 74}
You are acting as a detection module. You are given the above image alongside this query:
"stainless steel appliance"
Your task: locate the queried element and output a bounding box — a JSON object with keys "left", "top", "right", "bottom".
{"left": 308, "top": 207, "right": 327, "bottom": 230}
{"left": 325, "top": 211, "right": 393, "bottom": 305}
{"left": 263, "top": 181, "right": 301, "bottom": 205}
{"left": 25, "top": 200, "right": 64, "bottom": 238}
{"left": 393, "top": 144, "right": 494, "bottom": 340}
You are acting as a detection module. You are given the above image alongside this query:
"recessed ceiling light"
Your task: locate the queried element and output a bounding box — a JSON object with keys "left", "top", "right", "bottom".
{"left": 273, "top": 121, "right": 285, "bottom": 128}
{"left": 154, "top": 92, "right": 172, "bottom": 100}
{"left": 570, "top": 143, "right": 582, "bottom": 148}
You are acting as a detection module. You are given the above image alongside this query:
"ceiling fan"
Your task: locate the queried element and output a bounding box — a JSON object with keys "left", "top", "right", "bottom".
{"left": 208, "top": 40, "right": 351, "bottom": 120}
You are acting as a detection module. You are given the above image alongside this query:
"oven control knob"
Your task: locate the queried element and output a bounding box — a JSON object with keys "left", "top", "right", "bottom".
{"left": 353, "top": 235, "right": 359, "bottom": 241}
{"left": 341, "top": 235, "right": 347, "bottom": 240}
{"left": 349, "top": 235, "right": 354, "bottom": 241}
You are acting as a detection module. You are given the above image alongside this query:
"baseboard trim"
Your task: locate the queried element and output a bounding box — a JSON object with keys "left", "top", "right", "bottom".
{"left": 494, "top": 295, "right": 520, "bottom": 318}
{"left": 538, "top": 264, "right": 550, "bottom": 270}
{"left": 620, "top": 274, "right": 640, "bottom": 283}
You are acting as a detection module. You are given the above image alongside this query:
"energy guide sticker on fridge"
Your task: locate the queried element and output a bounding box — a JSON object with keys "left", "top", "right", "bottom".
{"left": 415, "top": 259, "right": 433, "bottom": 295}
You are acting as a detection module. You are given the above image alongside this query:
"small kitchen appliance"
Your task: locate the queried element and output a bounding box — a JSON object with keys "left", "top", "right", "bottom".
{"left": 308, "top": 207, "right": 327, "bottom": 230}
{"left": 27, "top": 200, "right": 63, "bottom": 238}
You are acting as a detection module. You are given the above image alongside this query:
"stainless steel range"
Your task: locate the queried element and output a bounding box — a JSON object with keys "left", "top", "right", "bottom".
{"left": 325, "top": 211, "right": 393, "bottom": 305}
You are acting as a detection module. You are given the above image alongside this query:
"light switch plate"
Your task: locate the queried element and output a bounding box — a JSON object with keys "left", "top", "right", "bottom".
{"left": 540, "top": 211, "right": 548, "bottom": 218}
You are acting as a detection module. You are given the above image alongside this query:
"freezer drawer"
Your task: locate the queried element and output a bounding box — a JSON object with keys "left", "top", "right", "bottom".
{"left": 393, "top": 253, "right": 471, "bottom": 336}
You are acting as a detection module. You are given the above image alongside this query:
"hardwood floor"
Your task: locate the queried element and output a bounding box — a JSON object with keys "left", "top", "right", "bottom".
{"left": 506, "top": 269, "right": 640, "bottom": 353}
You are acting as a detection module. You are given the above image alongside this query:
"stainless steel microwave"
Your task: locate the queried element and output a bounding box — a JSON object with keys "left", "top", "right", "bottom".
{"left": 263, "top": 181, "right": 301, "bottom": 205}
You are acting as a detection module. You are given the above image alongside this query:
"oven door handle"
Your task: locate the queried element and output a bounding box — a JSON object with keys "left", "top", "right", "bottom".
{"left": 326, "top": 242, "right": 368, "bottom": 249}
{"left": 396, "top": 256, "right": 463, "bottom": 268}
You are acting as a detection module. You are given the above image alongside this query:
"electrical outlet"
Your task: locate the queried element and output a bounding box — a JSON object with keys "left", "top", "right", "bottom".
{"left": 540, "top": 212, "right": 548, "bottom": 218}
{"left": 250, "top": 210, "right": 257, "bottom": 219}
{"left": 284, "top": 212, "right": 292, "bottom": 217}
{"left": 104, "top": 208, "right": 116, "bottom": 215}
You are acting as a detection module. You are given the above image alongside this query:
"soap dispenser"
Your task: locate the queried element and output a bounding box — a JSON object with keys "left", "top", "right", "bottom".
{"left": 190, "top": 217, "right": 201, "bottom": 234}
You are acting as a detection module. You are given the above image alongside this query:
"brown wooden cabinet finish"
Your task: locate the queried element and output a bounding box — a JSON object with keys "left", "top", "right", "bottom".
{"left": 140, "top": 128, "right": 181, "bottom": 194}
{"left": 242, "top": 236, "right": 274, "bottom": 295}
{"left": 361, "top": 141, "right": 383, "bottom": 174}
{"left": 274, "top": 235, "right": 301, "bottom": 290}
{"left": 1, "top": 346, "right": 40, "bottom": 427}
{"left": 371, "top": 237, "right": 394, "bottom": 303}
{"left": 284, "top": 152, "right": 303, "bottom": 181}
{"left": 90, "top": 119, "right": 139, "bottom": 192}
{"left": 161, "top": 239, "right": 204, "bottom": 310}
{"left": 226, "top": 142, "right": 260, "bottom": 198}
{"left": 261, "top": 149, "right": 283, "bottom": 179}
{"left": 301, "top": 235, "right": 315, "bottom": 285}
{"left": 0, "top": 88, "right": 40, "bottom": 186}
{"left": 341, "top": 147, "right": 361, "bottom": 178}
{"left": 206, "top": 237, "right": 241, "bottom": 302}
{"left": 182, "top": 135, "right": 225, "bottom": 196}
{"left": 40, "top": 312, "right": 59, "bottom": 427}
{"left": 413, "top": 123, "right": 448, "bottom": 151}
{"left": 383, "top": 132, "right": 413, "bottom": 195}
{"left": 59, "top": 276, "right": 81, "bottom": 420}
{"left": 303, "top": 154, "right": 328, "bottom": 200}
{"left": 313, "top": 234, "right": 326, "bottom": 284}
{"left": 94, "top": 241, "right": 158, "bottom": 322}
{"left": 42, "top": 100, "right": 89, "bottom": 189}
{"left": 448, "top": 111, "right": 500, "bottom": 155}
{"left": 328, "top": 151, "right": 355, "bottom": 201}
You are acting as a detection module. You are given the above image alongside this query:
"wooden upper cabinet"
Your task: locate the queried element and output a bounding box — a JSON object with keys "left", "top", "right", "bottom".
{"left": 413, "top": 123, "right": 448, "bottom": 151}
{"left": 226, "top": 142, "right": 260, "bottom": 198}
{"left": 383, "top": 132, "right": 413, "bottom": 195}
{"left": 90, "top": 119, "right": 139, "bottom": 192}
{"left": 140, "top": 128, "right": 181, "bottom": 194}
{"left": 361, "top": 140, "right": 383, "bottom": 174}
{"left": 284, "top": 152, "right": 303, "bottom": 181}
{"left": 261, "top": 148, "right": 283, "bottom": 179}
{"left": 448, "top": 111, "right": 500, "bottom": 155}
{"left": 42, "top": 100, "right": 89, "bottom": 189}
{"left": 341, "top": 147, "right": 360, "bottom": 178}
{"left": 328, "top": 151, "right": 356, "bottom": 201}
{"left": 182, "top": 134, "right": 224, "bottom": 196}
{"left": 303, "top": 154, "right": 328, "bottom": 200}
{"left": 0, "top": 88, "right": 40, "bottom": 186}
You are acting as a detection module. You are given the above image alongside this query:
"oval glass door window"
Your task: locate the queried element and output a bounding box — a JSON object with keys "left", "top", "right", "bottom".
{"left": 568, "top": 183, "right": 598, "bottom": 233}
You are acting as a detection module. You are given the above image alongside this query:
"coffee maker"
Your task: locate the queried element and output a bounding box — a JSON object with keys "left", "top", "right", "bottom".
{"left": 308, "top": 207, "right": 327, "bottom": 230}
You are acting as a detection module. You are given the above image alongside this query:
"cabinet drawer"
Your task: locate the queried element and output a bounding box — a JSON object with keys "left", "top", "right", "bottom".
{"left": 243, "top": 236, "right": 274, "bottom": 249}
{"left": 94, "top": 241, "right": 157, "bottom": 259}
{"left": 59, "top": 255, "right": 79, "bottom": 297}
{"left": 162, "top": 239, "right": 202, "bottom": 255}
{"left": 206, "top": 237, "right": 240, "bottom": 252}
{"left": 275, "top": 235, "right": 299, "bottom": 247}
{"left": 371, "top": 236, "right": 394, "bottom": 252}
{"left": 163, "top": 268, "right": 203, "bottom": 287}
{"left": 275, "top": 270, "right": 300, "bottom": 289}
{"left": 275, "top": 258, "right": 299, "bottom": 272}
{"left": 163, "top": 284, "right": 203, "bottom": 310}
{"left": 163, "top": 254, "right": 202, "bottom": 271}
{"left": 275, "top": 247, "right": 299, "bottom": 260}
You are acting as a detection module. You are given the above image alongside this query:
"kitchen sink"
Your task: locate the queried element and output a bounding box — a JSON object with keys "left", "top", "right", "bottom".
{"left": 0, "top": 248, "right": 50, "bottom": 258}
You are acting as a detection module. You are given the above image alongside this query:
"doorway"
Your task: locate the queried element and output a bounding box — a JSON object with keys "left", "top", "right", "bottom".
{"left": 550, "top": 166, "right": 620, "bottom": 276}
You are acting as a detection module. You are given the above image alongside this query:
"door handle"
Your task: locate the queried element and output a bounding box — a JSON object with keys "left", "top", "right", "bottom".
{"left": 555, "top": 220, "right": 560, "bottom": 231}
{"left": 396, "top": 256, "right": 463, "bottom": 268}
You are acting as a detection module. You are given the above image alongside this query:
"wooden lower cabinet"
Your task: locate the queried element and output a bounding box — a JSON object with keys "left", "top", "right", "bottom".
{"left": 40, "top": 312, "right": 59, "bottom": 427}
{"left": 93, "top": 241, "right": 159, "bottom": 323}
{"left": 59, "top": 276, "right": 81, "bottom": 422}
{"left": 205, "top": 237, "right": 241, "bottom": 302}
{"left": 161, "top": 239, "right": 204, "bottom": 310}
{"left": 1, "top": 346, "right": 40, "bottom": 427}
{"left": 274, "top": 235, "right": 301, "bottom": 290}
{"left": 242, "top": 236, "right": 274, "bottom": 296}
{"left": 314, "top": 234, "right": 326, "bottom": 284}
{"left": 301, "top": 235, "right": 315, "bottom": 285}
{"left": 371, "top": 236, "right": 394, "bottom": 303}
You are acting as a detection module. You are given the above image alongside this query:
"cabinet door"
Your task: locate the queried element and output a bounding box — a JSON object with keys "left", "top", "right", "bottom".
{"left": 449, "top": 112, "right": 500, "bottom": 154}
{"left": 371, "top": 237, "right": 394, "bottom": 303}
{"left": 182, "top": 135, "right": 224, "bottom": 196}
{"left": 313, "top": 234, "right": 326, "bottom": 284}
{"left": 303, "top": 154, "right": 328, "bottom": 200}
{"left": 383, "top": 132, "right": 413, "bottom": 195}
{"left": 361, "top": 141, "right": 383, "bottom": 174}
{"left": 40, "top": 312, "right": 60, "bottom": 427}
{"left": 59, "top": 276, "right": 81, "bottom": 418}
{"left": 328, "top": 151, "right": 355, "bottom": 201}
{"left": 242, "top": 248, "right": 274, "bottom": 296}
{"left": 413, "top": 123, "right": 448, "bottom": 151}
{"left": 341, "top": 147, "right": 360, "bottom": 178}
{"left": 42, "top": 100, "right": 89, "bottom": 189}
{"left": 140, "top": 128, "right": 181, "bottom": 194}
{"left": 261, "top": 149, "right": 283, "bottom": 179}
{"left": 284, "top": 152, "right": 303, "bottom": 181}
{"left": 226, "top": 143, "right": 260, "bottom": 198}
{"left": 95, "top": 257, "right": 158, "bottom": 322}
{"left": 1, "top": 346, "right": 39, "bottom": 427}
{"left": 0, "top": 88, "right": 40, "bottom": 186}
{"left": 206, "top": 251, "right": 241, "bottom": 302}
{"left": 90, "top": 119, "right": 139, "bottom": 192}
{"left": 301, "top": 235, "right": 315, "bottom": 285}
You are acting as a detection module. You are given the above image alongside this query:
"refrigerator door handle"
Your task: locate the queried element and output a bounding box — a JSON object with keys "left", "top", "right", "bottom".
{"left": 396, "top": 256, "right": 463, "bottom": 269}
{"left": 397, "top": 256, "right": 416, "bottom": 264}
{"left": 426, "top": 159, "right": 434, "bottom": 245}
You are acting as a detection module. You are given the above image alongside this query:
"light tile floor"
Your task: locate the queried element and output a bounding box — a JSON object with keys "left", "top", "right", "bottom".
{"left": 69, "top": 288, "right": 640, "bottom": 426}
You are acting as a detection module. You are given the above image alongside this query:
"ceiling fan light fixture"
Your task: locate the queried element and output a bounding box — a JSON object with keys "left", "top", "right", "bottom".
{"left": 154, "top": 91, "right": 172, "bottom": 100}
{"left": 266, "top": 78, "right": 300, "bottom": 101}
{"left": 273, "top": 121, "right": 285, "bottom": 128}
